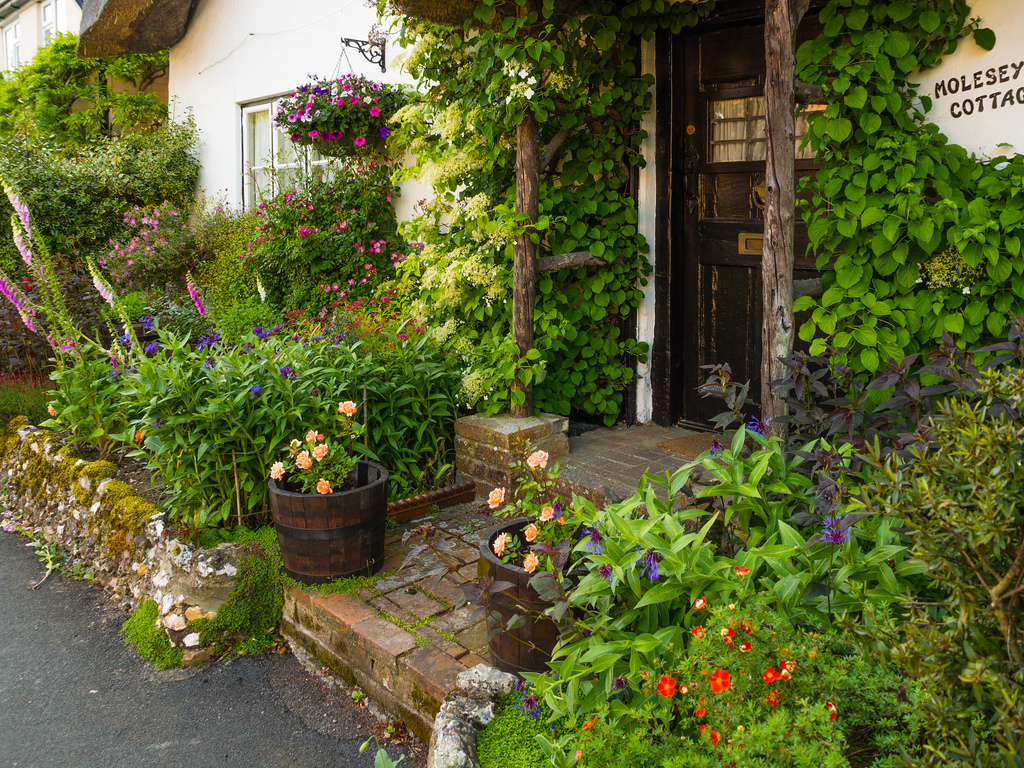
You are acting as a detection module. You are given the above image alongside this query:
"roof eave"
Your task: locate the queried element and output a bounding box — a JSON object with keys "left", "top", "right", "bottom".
{"left": 77, "top": 0, "right": 197, "bottom": 58}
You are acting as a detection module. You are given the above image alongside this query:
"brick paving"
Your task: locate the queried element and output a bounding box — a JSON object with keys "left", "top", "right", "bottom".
{"left": 281, "top": 421, "right": 714, "bottom": 741}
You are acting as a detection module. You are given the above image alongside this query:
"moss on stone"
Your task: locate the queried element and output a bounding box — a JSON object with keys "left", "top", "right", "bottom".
{"left": 121, "top": 599, "right": 183, "bottom": 669}
{"left": 73, "top": 461, "right": 118, "bottom": 507}
{"left": 0, "top": 415, "right": 28, "bottom": 459}
{"left": 411, "top": 685, "right": 441, "bottom": 718}
{"left": 477, "top": 693, "right": 550, "bottom": 768}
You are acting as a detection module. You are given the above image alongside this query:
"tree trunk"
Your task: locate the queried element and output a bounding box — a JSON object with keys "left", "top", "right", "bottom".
{"left": 762, "top": 0, "right": 799, "bottom": 433}
{"left": 512, "top": 111, "right": 540, "bottom": 417}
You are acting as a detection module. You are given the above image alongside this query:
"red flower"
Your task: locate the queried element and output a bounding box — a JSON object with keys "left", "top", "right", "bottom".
{"left": 693, "top": 596, "right": 707, "bottom": 610}
{"left": 781, "top": 660, "right": 795, "bottom": 672}
{"left": 695, "top": 698, "right": 707, "bottom": 718}
{"left": 741, "top": 619, "right": 754, "bottom": 634}
{"left": 734, "top": 566, "right": 750, "bottom": 576}
{"left": 766, "top": 688, "right": 781, "bottom": 706}
{"left": 699, "top": 724, "right": 708, "bottom": 735}
{"left": 762, "top": 667, "right": 779, "bottom": 684}
{"left": 709, "top": 669, "right": 731, "bottom": 694}
{"left": 656, "top": 675, "right": 677, "bottom": 697}
{"left": 826, "top": 701, "right": 837, "bottom": 721}
{"left": 691, "top": 625, "right": 705, "bottom": 639}
{"left": 582, "top": 716, "right": 597, "bottom": 730}
{"left": 710, "top": 730, "right": 721, "bottom": 745}
{"left": 135, "top": 429, "right": 143, "bottom": 441}
{"left": 720, "top": 627, "right": 735, "bottom": 638}
{"left": 739, "top": 641, "right": 752, "bottom": 653}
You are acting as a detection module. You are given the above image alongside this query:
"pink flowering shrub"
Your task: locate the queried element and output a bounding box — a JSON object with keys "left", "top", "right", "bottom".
{"left": 247, "top": 164, "right": 407, "bottom": 311}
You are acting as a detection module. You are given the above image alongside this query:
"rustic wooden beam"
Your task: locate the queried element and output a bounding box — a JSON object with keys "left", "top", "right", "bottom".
{"left": 795, "top": 79, "right": 826, "bottom": 103}
{"left": 539, "top": 127, "right": 573, "bottom": 171}
{"left": 512, "top": 111, "right": 540, "bottom": 418}
{"left": 762, "top": 0, "right": 798, "bottom": 433}
{"left": 536, "top": 250, "right": 609, "bottom": 272}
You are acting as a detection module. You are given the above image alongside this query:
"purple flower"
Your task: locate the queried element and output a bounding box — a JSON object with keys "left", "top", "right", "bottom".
{"left": 153, "top": 417, "right": 164, "bottom": 428}
{"left": 710, "top": 439, "right": 725, "bottom": 457}
{"left": 552, "top": 500, "right": 563, "bottom": 515}
{"left": 747, "top": 416, "right": 770, "bottom": 436}
{"left": 279, "top": 366, "right": 296, "bottom": 379}
{"left": 598, "top": 564, "right": 614, "bottom": 586}
{"left": 583, "top": 524, "right": 602, "bottom": 554}
{"left": 635, "top": 549, "right": 662, "bottom": 582}
{"left": 514, "top": 677, "right": 527, "bottom": 693}
{"left": 140, "top": 314, "right": 155, "bottom": 332}
{"left": 187, "top": 275, "right": 206, "bottom": 316}
{"left": 203, "top": 356, "right": 215, "bottom": 370}
{"left": 821, "top": 515, "right": 851, "bottom": 545}
{"left": 517, "top": 693, "right": 542, "bottom": 722}
{"left": 251, "top": 384, "right": 261, "bottom": 395}
{"left": 379, "top": 126, "right": 391, "bottom": 138}
{"left": 144, "top": 342, "right": 158, "bottom": 355}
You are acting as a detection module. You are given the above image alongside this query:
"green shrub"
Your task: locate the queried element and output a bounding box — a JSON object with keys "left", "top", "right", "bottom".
{"left": 857, "top": 368, "right": 1024, "bottom": 766}
{"left": 121, "top": 598, "right": 183, "bottom": 669}
{"left": 245, "top": 163, "right": 404, "bottom": 312}
{"left": 0, "top": 118, "right": 200, "bottom": 276}
{"left": 116, "top": 323, "right": 460, "bottom": 527}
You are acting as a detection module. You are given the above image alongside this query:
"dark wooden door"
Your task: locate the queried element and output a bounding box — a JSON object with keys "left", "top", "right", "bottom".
{"left": 674, "top": 14, "right": 822, "bottom": 428}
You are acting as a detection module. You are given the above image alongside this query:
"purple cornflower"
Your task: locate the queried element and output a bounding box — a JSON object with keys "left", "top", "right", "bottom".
{"left": 143, "top": 342, "right": 158, "bottom": 355}
{"left": 821, "top": 515, "right": 851, "bottom": 545}
{"left": 203, "top": 356, "right": 215, "bottom": 370}
{"left": 251, "top": 384, "right": 261, "bottom": 395}
{"left": 118, "top": 332, "right": 131, "bottom": 346}
{"left": 279, "top": 366, "right": 296, "bottom": 379}
{"left": 710, "top": 439, "right": 725, "bottom": 457}
{"left": 517, "top": 693, "right": 542, "bottom": 722}
{"left": 553, "top": 500, "right": 563, "bottom": 515}
{"left": 140, "top": 314, "right": 155, "bottom": 332}
{"left": 612, "top": 675, "right": 629, "bottom": 699}
{"left": 514, "top": 676, "right": 527, "bottom": 693}
{"left": 153, "top": 417, "right": 164, "bottom": 428}
{"left": 598, "top": 564, "right": 614, "bottom": 586}
{"left": 635, "top": 549, "right": 662, "bottom": 582}
{"left": 747, "top": 416, "right": 770, "bottom": 436}
{"left": 583, "top": 524, "right": 602, "bottom": 554}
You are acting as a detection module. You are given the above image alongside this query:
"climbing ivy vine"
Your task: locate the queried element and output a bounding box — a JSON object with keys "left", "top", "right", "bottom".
{"left": 796, "top": 0, "right": 1018, "bottom": 373}
{"left": 389, "top": 0, "right": 713, "bottom": 423}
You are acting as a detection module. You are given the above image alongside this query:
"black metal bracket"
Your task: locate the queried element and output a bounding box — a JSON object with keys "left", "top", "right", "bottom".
{"left": 341, "top": 37, "right": 386, "bottom": 74}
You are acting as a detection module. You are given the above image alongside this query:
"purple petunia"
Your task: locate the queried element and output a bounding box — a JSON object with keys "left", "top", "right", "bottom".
{"left": 635, "top": 549, "right": 662, "bottom": 582}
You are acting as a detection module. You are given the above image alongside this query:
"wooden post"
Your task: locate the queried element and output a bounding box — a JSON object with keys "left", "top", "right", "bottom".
{"left": 512, "top": 111, "right": 540, "bottom": 418}
{"left": 762, "top": 0, "right": 804, "bottom": 432}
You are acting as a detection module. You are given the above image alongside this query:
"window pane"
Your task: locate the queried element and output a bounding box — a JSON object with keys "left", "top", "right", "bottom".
{"left": 710, "top": 97, "right": 819, "bottom": 163}
{"left": 246, "top": 110, "right": 271, "bottom": 170}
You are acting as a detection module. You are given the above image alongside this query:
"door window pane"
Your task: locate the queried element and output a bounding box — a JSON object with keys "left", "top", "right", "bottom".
{"left": 3, "top": 20, "right": 21, "bottom": 70}
{"left": 710, "top": 97, "right": 819, "bottom": 163}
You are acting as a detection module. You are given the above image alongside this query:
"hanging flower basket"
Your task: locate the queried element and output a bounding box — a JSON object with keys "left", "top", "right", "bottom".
{"left": 275, "top": 74, "right": 405, "bottom": 159}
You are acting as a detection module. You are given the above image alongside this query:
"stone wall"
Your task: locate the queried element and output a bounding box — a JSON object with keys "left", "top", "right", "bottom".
{"left": 0, "top": 417, "right": 245, "bottom": 656}
{"left": 454, "top": 413, "right": 569, "bottom": 493}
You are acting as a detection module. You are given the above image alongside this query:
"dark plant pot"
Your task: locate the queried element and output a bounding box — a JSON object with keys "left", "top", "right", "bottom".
{"left": 269, "top": 461, "right": 388, "bottom": 585}
{"left": 477, "top": 518, "right": 561, "bottom": 676}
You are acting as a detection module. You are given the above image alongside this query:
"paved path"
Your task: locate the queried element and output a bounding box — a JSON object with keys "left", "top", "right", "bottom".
{"left": 0, "top": 529, "right": 422, "bottom": 768}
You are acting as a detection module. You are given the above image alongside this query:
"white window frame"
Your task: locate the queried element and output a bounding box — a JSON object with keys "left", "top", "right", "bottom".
{"left": 241, "top": 98, "right": 328, "bottom": 208}
{"left": 2, "top": 17, "right": 21, "bottom": 71}
{"left": 41, "top": 0, "right": 62, "bottom": 43}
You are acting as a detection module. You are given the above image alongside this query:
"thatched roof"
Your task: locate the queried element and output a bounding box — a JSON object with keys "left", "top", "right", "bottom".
{"left": 77, "top": 0, "right": 199, "bottom": 58}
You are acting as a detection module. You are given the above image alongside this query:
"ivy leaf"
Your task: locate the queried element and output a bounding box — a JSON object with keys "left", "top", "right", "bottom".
{"left": 973, "top": 28, "right": 996, "bottom": 51}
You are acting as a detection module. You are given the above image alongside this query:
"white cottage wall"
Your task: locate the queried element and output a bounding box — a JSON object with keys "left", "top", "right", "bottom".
{"left": 635, "top": 36, "right": 658, "bottom": 424}
{"left": 167, "top": 0, "right": 429, "bottom": 220}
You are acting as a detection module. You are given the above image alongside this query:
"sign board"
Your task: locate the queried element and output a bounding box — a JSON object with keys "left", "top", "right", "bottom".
{"left": 912, "top": 0, "right": 1023, "bottom": 159}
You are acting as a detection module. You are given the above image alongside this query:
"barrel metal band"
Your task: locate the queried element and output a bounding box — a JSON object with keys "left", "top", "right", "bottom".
{"left": 274, "top": 521, "right": 369, "bottom": 541}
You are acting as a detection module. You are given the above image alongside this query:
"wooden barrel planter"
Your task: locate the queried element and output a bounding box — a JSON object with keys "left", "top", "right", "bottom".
{"left": 477, "top": 518, "right": 561, "bottom": 676}
{"left": 269, "top": 461, "right": 388, "bottom": 585}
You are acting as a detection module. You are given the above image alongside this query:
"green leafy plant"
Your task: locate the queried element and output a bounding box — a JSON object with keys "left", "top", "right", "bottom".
{"left": 478, "top": 692, "right": 551, "bottom": 768}
{"left": 390, "top": 0, "right": 713, "bottom": 423}
{"left": 795, "top": 0, "right": 1017, "bottom": 375}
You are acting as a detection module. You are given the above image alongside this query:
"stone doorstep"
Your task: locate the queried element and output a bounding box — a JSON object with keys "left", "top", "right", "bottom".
{"left": 282, "top": 586, "right": 488, "bottom": 744}
{"left": 454, "top": 413, "right": 568, "bottom": 450}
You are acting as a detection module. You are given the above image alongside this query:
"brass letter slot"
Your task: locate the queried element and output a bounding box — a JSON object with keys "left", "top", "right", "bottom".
{"left": 738, "top": 232, "right": 763, "bottom": 255}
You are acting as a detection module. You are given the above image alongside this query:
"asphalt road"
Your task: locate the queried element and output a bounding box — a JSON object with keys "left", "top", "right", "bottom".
{"left": 0, "top": 528, "right": 422, "bottom": 768}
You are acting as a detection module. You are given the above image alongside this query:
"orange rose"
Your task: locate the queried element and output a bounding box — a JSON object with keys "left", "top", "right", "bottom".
{"left": 526, "top": 450, "right": 548, "bottom": 469}
{"left": 312, "top": 444, "right": 329, "bottom": 462}
{"left": 523, "top": 553, "right": 539, "bottom": 573}
{"left": 524, "top": 524, "right": 538, "bottom": 542}
{"left": 270, "top": 461, "right": 285, "bottom": 481}
{"left": 539, "top": 505, "right": 554, "bottom": 522}
{"left": 493, "top": 532, "right": 511, "bottom": 557}
{"left": 338, "top": 400, "right": 357, "bottom": 417}
{"left": 47, "top": 404, "right": 57, "bottom": 417}
{"left": 316, "top": 478, "right": 332, "bottom": 494}
{"left": 296, "top": 452, "right": 312, "bottom": 470}
{"left": 488, "top": 487, "right": 505, "bottom": 509}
